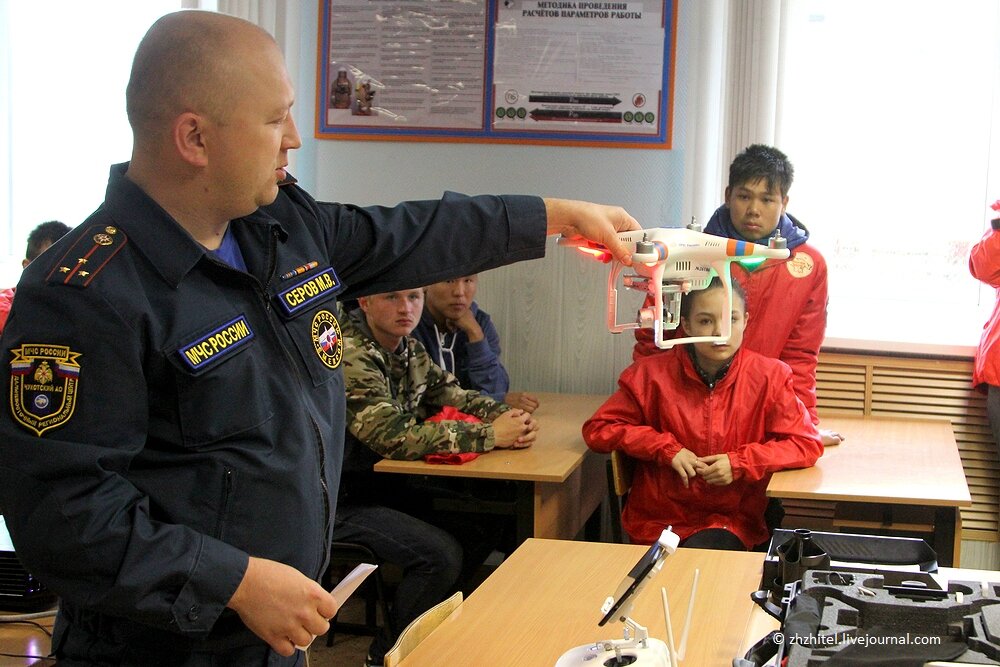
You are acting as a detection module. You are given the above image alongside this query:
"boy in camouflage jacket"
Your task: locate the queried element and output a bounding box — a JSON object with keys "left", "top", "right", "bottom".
{"left": 334, "top": 289, "right": 537, "bottom": 665}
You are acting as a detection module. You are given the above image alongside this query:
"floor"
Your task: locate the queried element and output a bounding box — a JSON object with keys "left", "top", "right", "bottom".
{"left": 309, "top": 635, "right": 371, "bottom": 667}
{"left": 307, "top": 596, "right": 375, "bottom": 667}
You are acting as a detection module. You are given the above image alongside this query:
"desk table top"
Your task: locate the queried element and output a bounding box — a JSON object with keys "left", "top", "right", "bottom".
{"left": 767, "top": 414, "right": 971, "bottom": 507}
{"left": 375, "top": 392, "right": 608, "bottom": 483}
{"left": 397, "top": 538, "right": 764, "bottom": 667}
{"left": 0, "top": 608, "right": 54, "bottom": 665}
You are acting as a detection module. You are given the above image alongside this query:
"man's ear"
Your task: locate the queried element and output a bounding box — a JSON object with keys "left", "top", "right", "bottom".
{"left": 357, "top": 296, "right": 369, "bottom": 313}
{"left": 173, "top": 112, "right": 209, "bottom": 167}
{"left": 780, "top": 195, "right": 789, "bottom": 215}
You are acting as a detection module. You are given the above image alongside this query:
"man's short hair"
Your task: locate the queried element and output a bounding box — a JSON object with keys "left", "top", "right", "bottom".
{"left": 26, "top": 221, "right": 71, "bottom": 262}
{"left": 728, "top": 144, "right": 795, "bottom": 198}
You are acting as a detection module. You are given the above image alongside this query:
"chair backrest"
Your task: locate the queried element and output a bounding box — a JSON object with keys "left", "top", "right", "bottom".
{"left": 610, "top": 450, "right": 634, "bottom": 498}
{"left": 383, "top": 590, "right": 463, "bottom": 667}
{"left": 606, "top": 450, "right": 636, "bottom": 544}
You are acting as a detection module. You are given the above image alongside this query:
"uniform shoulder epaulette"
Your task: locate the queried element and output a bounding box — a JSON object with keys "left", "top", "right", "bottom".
{"left": 46, "top": 225, "right": 128, "bottom": 288}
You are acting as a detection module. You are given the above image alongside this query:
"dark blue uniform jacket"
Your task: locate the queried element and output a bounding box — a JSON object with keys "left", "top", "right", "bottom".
{"left": 0, "top": 163, "right": 545, "bottom": 658}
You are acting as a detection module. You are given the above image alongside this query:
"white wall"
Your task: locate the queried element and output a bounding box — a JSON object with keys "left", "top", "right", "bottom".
{"left": 291, "top": 2, "right": 694, "bottom": 395}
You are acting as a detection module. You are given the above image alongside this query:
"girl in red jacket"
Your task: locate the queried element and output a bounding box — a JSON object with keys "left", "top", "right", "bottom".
{"left": 583, "top": 278, "right": 823, "bottom": 550}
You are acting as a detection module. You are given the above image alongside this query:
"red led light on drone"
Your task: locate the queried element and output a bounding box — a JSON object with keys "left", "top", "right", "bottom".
{"left": 576, "top": 246, "right": 612, "bottom": 263}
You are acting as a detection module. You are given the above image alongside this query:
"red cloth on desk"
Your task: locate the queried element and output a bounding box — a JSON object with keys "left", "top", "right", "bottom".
{"left": 424, "top": 452, "right": 480, "bottom": 465}
{"left": 424, "top": 406, "right": 482, "bottom": 464}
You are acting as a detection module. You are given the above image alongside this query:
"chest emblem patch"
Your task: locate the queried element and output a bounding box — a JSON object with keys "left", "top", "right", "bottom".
{"left": 786, "top": 251, "right": 815, "bottom": 278}
{"left": 311, "top": 310, "right": 343, "bottom": 370}
{"left": 178, "top": 316, "right": 255, "bottom": 373}
{"left": 9, "top": 344, "right": 81, "bottom": 436}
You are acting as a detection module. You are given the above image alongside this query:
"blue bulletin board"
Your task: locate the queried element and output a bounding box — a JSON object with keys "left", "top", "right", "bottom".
{"left": 315, "top": 0, "right": 676, "bottom": 148}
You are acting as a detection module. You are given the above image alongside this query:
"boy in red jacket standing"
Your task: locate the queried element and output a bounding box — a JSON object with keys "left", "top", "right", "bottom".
{"left": 634, "top": 145, "right": 842, "bottom": 447}
{"left": 969, "top": 200, "right": 1000, "bottom": 455}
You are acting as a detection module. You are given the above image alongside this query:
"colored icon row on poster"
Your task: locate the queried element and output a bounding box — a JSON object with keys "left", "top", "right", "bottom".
{"left": 494, "top": 107, "right": 656, "bottom": 124}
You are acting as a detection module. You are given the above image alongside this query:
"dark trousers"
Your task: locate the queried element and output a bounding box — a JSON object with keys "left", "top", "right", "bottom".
{"left": 988, "top": 385, "right": 1000, "bottom": 460}
{"left": 400, "top": 477, "right": 512, "bottom": 581}
{"left": 331, "top": 504, "right": 462, "bottom": 662}
{"left": 679, "top": 527, "right": 747, "bottom": 551}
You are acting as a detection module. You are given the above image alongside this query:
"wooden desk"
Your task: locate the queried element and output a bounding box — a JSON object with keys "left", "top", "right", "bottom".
{"left": 767, "top": 415, "right": 972, "bottom": 566}
{"left": 374, "top": 392, "right": 608, "bottom": 543}
{"left": 398, "top": 538, "right": 765, "bottom": 667}
{"left": 0, "top": 610, "right": 54, "bottom": 665}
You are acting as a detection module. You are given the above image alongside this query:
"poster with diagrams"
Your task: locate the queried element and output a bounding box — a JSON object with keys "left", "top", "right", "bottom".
{"left": 317, "top": 0, "right": 675, "bottom": 147}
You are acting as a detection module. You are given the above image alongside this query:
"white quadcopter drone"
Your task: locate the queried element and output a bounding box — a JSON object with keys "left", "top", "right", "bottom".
{"left": 559, "top": 221, "right": 790, "bottom": 349}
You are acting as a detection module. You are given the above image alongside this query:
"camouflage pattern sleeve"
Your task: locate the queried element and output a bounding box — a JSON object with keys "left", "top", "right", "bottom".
{"left": 342, "top": 332, "right": 505, "bottom": 460}
{"left": 409, "top": 338, "right": 510, "bottom": 424}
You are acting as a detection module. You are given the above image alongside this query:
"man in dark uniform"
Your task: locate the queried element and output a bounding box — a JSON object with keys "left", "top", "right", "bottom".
{"left": 0, "top": 9, "right": 638, "bottom": 667}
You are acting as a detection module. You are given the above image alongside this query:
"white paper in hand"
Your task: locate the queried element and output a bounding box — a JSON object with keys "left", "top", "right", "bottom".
{"left": 294, "top": 562, "right": 378, "bottom": 650}
{"left": 331, "top": 562, "right": 378, "bottom": 606}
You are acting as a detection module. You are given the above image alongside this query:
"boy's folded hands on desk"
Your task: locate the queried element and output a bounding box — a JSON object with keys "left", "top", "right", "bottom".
{"left": 423, "top": 405, "right": 538, "bottom": 456}
{"left": 491, "top": 409, "right": 539, "bottom": 449}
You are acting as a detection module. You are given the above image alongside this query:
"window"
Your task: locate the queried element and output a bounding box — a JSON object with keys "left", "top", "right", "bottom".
{"left": 0, "top": 2, "right": 178, "bottom": 286}
{"left": 775, "top": 0, "right": 1000, "bottom": 349}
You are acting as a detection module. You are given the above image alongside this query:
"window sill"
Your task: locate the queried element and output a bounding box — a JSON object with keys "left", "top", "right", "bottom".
{"left": 822, "top": 337, "right": 976, "bottom": 361}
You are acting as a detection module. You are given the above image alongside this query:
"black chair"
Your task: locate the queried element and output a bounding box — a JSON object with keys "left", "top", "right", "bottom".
{"left": 323, "top": 541, "right": 392, "bottom": 647}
